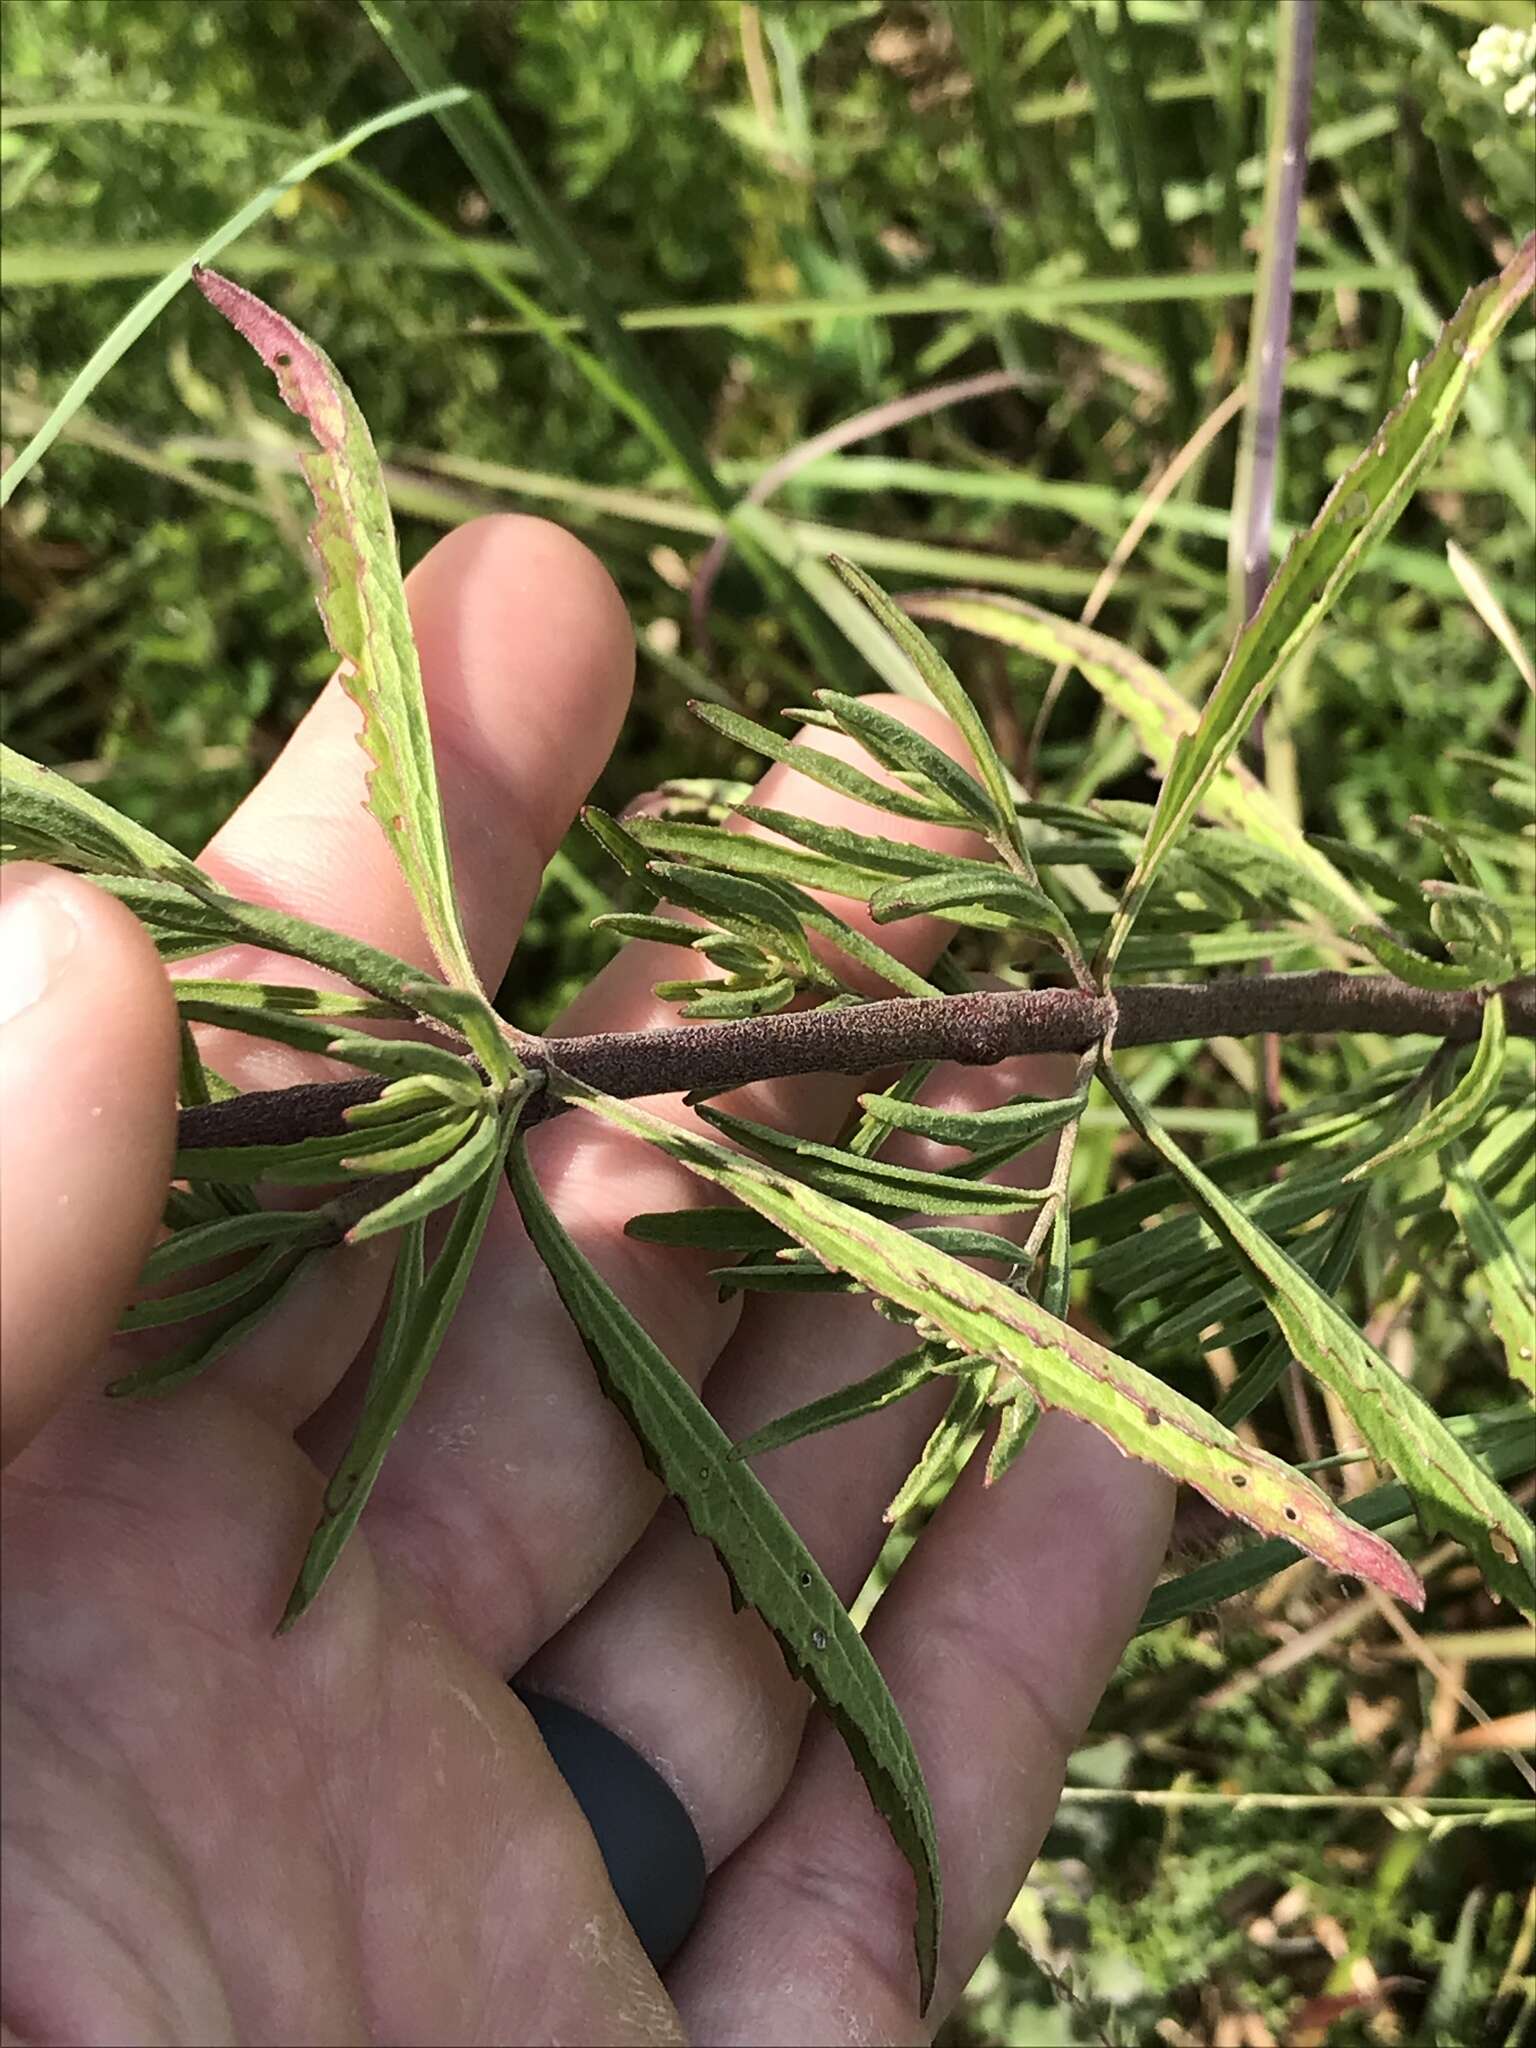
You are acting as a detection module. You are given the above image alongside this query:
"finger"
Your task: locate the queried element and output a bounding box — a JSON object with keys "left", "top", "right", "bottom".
{"left": 670, "top": 1419, "right": 1174, "bottom": 2043}
{"left": 317, "top": 701, "right": 989, "bottom": 1668}
{"left": 517, "top": 1048, "right": 1079, "bottom": 1866}
{"left": 0, "top": 867, "right": 178, "bottom": 1462}
{"left": 183, "top": 515, "right": 633, "bottom": 1426}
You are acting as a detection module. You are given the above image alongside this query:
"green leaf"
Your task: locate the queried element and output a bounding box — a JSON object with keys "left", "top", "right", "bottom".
{"left": 831, "top": 558, "right": 1019, "bottom": 840}
{"left": 1100, "top": 235, "right": 1536, "bottom": 969}
{"left": 117, "top": 1240, "right": 302, "bottom": 1332}
{"left": 688, "top": 702, "right": 964, "bottom": 824}
{"left": 107, "top": 1253, "right": 313, "bottom": 1399}
{"left": 138, "top": 1206, "right": 333, "bottom": 1283}
{"left": 282, "top": 1111, "right": 512, "bottom": 1626}
{"left": 868, "top": 867, "right": 1071, "bottom": 943}
{"left": 1137, "top": 1408, "right": 1536, "bottom": 1632}
{"left": 95, "top": 874, "right": 450, "bottom": 1010}
{"left": 404, "top": 980, "right": 519, "bottom": 1087}
{"left": 1342, "top": 996, "right": 1507, "bottom": 1184}
{"left": 507, "top": 1137, "right": 942, "bottom": 2012}
{"left": 1444, "top": 1143, "right": 1536, "bottom": 1392}
{"left": 735, "top": 809, "right": 990, "bottom": 886}
{"left": 169, "top": 979, "right": 411, "bottom": 1021}
{"left": 788, "top": 894, "right": 943, "bottom": 999}
{"left": 625, "top": 1207, "right": 792, "bottom": 1253}
{"left": 555, "top": 1076, "right": 1427, "bottom": 1606}
{"left": 854, "top": 1089, "right": 1088, "bottom": 1154}
{"left": 345, "top": 1105, "right": 505, "bottom": 1243}
{"left": 696, "top": 1105, "right": 1050, "bottom": 1215}
{"left": 985, "top": 1388, "right": 1041, "bottom": 1487}
{"left": 899, "top": 596, "right": 1370, "bottom": 927}
{"left": 645, "top": 862, "right": 815, "bottom": 975}
{"left": 590, "top": 912, "right": 710, "bottom": 947}
{"left": 813, "top": 690, "right": 995, "bottom": 825}
{"left": 679, "top": 975, "right": 799, "bottom": 1020}
{"left": 196, "top": 268, "right": 480, "bottom": 994}
{"left": 1101, "top": 1062, "right": 1535, "bottom": 1616}
{"left": 886, "top": 1371, "right": 991, "bottom": 1523}
{"left": 175, "top": 1103, "right": 472, "bottom": 1186}
{"left": 732, "top": 1347, "right": 972, "bottom": 1462}
{"left": 171, "top": 994, "right": 484, "bottom": 1097}
{"left": 1, "top": 744, "right": 205, "bottom": 885}
{"left": 1347, "top": 922, "right": 1485, "bottom": 990}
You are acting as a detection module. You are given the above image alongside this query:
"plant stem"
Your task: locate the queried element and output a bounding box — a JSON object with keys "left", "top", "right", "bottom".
{"left": 177, "top": 971, "right": 1534, "bottom": 1153}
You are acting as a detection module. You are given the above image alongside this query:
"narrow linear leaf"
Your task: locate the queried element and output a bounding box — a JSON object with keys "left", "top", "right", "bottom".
{"left": 2, "top": 744, "right": 205, "bottom": 885}
{"left": 655, "top": 828, "right": 883, "bottom": 903}
{"left": 591, "top": 912, "right": 712, "bottom": 947}
{"left": 172, "top": 994, "right": 483, "bottom": 1096}
{"left": 196, "top": 268, "right": 480, "bottom": 993}
{"left": 175, "top": 1104, "right": 469, "bottom": 1186}
{"left": 1445, "top": 1143, "right": 1536, "bottom": 1392}
{"left": 170, "top": 978, "right": 411, "bottom": 1020}
{"left": 689, "top": 702, "right": 964, "bottom": 824}
{"left": 697, "top": 1104, "right": 1049, "bottom": 1215}
{"left": 830, "top": 558, "right": 1017, "bottom": 838}
{"left": 680, "top": 975, "right": 799, "bottom": 1020}
{"left": 625, "top": 1208, "right": 791, "bottom": 1253}
{"left": 1348, "top": 921, "right": 1486, "bottom": 990}
{"left": 507, "top": 1138, "right": 942, "bottom": 2011}
{"left": 139, "top": 1206, "right": 332, "bottom": 1283}
{"left": 345, "top": 1106, "right": 503, "bottom": 1243}
{"left": 733, "top": 1347, "right": 971, "bottom": 1463}
{"left": 118, "top": 1240, "right": 301, "bottom": 1332}
{"left": 869, "top": 867, "right": 1071, "bottom": 944}
{"left": 283, "top": 1115, "right": 511, "bottom": 1626}
{"left": 886, "top": 1371, "right": 992, "bottom": 1524}
{"left": 1102, "top": 235, "right": 1535, "bottom": 967}
{"left": 1102, "top": 1062, "right": 1535, "bottom": 1615}
{"left": 855, "top": 1089, "right": 1087, "bottom": 1153}
{"left": 404, "top": 980, "right": 519, "bottom": 1087}
{"left": 900, "top": 595, "right": 1369, "bottom": 925}
{"left": 986, "top": 1389, "right": 1041, "bottom": 1487}
{"left": 107, "top": 1253, "right": 312, "bottom": 1398}
{"left": 1342, "top": 996, "right": 1507, "bottom": 1183}
{"left": 556, "top": 1076, "right": 1426, "bottom": 1606}
{"left": 813, "top": 691, "right": 996, "bottom": 825}
{"left": 343, "top": 1073, "right": 466, "bottom": 1130}
{"left": 95, "top": 873, "right": 451, "bottom": 1010}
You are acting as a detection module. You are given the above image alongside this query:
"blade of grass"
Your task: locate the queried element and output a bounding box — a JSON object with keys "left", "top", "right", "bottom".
{"left": 0, "top": 87, "right": 468, "bottom": 507}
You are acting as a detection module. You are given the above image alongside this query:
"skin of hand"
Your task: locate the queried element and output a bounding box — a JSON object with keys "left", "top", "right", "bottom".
{"left": 0, "top": 516, "right": 1173, "bottom": 2048}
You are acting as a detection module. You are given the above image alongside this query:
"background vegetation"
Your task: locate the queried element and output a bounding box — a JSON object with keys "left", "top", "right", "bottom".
{"left": 2, "top": 2, "right": 1533, "bottom": 2042}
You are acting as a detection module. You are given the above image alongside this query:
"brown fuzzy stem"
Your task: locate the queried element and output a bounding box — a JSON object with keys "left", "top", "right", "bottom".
{"left": 176, "top": 971, "right": 1534, "bottom": 1153}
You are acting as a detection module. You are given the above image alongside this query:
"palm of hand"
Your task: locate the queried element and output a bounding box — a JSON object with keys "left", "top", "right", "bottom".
{"left": 0, "top": 518, "right": 1169, "bottom": 2047}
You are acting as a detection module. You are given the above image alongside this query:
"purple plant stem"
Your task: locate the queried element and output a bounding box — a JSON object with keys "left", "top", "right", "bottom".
{"left": 177, "top": 971, "right": 1534, "bottom": 1153}
{"left": 1234, "top": 0, "right": 1317, "bottom": 625}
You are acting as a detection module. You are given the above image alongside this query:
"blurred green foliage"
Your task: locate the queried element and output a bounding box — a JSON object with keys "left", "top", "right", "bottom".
{"left": 3, "top": 2, "right": 1533, "bottom": 2041}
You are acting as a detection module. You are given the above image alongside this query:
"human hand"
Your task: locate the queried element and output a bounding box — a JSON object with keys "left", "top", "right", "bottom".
{"left": 0, "top": 517, "right": 1172, "bottom": 2046}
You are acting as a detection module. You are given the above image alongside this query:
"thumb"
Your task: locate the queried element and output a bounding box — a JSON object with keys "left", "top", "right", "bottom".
{"left": 1, "top": 865, "right": 179, "bottom": 1464}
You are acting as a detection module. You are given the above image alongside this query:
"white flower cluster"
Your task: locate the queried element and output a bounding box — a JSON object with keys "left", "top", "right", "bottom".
{"left": 1466, "top": 21, "right": 1536, "bottom": 117}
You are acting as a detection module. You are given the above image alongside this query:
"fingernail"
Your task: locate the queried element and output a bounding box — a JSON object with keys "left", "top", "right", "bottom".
{"left": 0, "top": 873, "right": 81, "bottom": 1027}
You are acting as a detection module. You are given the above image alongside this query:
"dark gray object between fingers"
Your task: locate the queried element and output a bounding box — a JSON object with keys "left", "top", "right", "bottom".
{"left": 514, "top": 1687, "right": 707, "bottom": 1972}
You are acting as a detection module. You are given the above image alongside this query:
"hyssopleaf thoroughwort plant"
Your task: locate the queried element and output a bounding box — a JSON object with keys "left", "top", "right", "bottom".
{"left": 3, "top": 250, "right": 1534, "bottom": 2010}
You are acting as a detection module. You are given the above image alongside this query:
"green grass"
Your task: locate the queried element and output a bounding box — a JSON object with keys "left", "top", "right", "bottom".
{"left": 3, "top": 2, "right": 1534, "bottom": 2041}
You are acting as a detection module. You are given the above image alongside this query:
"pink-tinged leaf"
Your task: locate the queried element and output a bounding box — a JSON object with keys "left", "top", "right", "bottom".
{"left": 554, "top": 1075, "right": 1427, "bottom": 1609}
{"left": 195, "top": 268, "right": 480, "bottom": 993}
{"left": 1104, "top": 1063, "right": 1534, "bottom": 1618}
